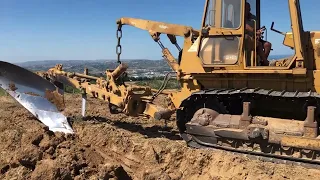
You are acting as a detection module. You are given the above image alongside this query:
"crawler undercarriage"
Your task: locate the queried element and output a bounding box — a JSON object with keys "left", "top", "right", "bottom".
{"left": 178, "top": 88, "right": 320, "bottom": 164}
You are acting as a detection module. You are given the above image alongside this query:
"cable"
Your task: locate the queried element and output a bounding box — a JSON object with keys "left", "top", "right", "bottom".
{"left": 152, "top": 72, "right": 177, "bottom": 99}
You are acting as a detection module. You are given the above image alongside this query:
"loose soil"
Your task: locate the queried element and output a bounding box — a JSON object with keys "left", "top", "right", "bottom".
{"left": 1, "top": 93, "right": 320, "bottom": 180}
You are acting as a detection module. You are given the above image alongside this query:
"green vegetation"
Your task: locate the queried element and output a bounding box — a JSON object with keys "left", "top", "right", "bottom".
{"left": 64, "top": 85, "right": 81, "bottom": 94}
{"left": 62, "top": 78, "right": 180, "bottom": 94}
{"left": 135, "top": 79, "right": 180, "bottom": 90}
{"left": 19, "top": 59, "right": 172, "bottom": 76}
{"left": 59, "top": 77, "right": 180, "bottom": 95}
{"left": 0, "top": 88, "right": 6, "bottom": 96}
{"left": 0, "top": 77, "right": 178, "bottom": 98}
{"left": 0, "top": 85, "right": 79, "bottom": 96}
{"left": 62, "top": 76, "right": 180, "bottom": 94}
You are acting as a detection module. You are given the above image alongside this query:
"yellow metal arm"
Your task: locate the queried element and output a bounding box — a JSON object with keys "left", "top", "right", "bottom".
{"left": 37, "top": 63, "right": 175, "bottom": 120}
{"left": 117, "top": 17, "right": 199, "bottom": 37}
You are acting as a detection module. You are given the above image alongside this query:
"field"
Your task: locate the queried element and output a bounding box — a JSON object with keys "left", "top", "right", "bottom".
{"left": 1, "top": 93, "right": 320, "bottom": 180}
{"left": 0, "top": 89, "right": 6, "bottom": 96}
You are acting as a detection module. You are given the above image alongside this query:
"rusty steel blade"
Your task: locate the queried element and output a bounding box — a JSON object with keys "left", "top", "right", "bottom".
{"left": 0, "top": 61, "right": 74, "bottom": 134}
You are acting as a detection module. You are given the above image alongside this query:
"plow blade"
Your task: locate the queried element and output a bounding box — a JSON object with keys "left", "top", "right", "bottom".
{"left": 0, "top": 61, "right": 74, "bottom": 134}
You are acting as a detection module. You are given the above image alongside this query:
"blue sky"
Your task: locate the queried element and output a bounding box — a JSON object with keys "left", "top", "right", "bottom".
{"left": 1, "top": 0, "right": 320, "bottom": 63}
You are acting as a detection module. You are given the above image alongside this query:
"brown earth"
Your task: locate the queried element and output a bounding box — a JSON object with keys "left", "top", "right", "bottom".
{"left": 1, "top": 93, "right": 320, "bottom": 180}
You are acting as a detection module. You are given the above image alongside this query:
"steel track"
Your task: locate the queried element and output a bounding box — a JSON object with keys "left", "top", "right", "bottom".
{"left": 181, "top": 133, "right": 320, "bottom": 169}
{"left": 194, "top": 87, "right": 320, "bottom": 119}
{"left": 177, "top": 87, "right": 320, "bottom": 168}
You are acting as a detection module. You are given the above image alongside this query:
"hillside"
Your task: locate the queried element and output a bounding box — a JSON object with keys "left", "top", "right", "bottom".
{"left": 15, "top": 54, "right": 291, "bottom": 78}
{"left": 16, "top": 59, "right": 172, "bottom": 78}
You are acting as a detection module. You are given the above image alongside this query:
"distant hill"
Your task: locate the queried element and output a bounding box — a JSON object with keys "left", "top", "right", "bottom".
{"left": 15, "top": 59, "right": 151, "bottom": 67}
{"left": 15, "top": 54, "right": 291, "bottom": 76}
{"left": 16, "top": 59, "right": 172, "bottom": 77}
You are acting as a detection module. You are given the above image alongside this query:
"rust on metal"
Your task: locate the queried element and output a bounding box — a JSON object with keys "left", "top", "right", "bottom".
{"left": 240, "top": 102, "right": 252, "bottom": 129}
{"left": 25, "top": 92, "right": 40, "bottom": 96}
{"left": 304, "top": 106, "right": 318, "bottom": 138}
{"left": 111, "top": 63, "right": 128, "bottom": 79}
{"left": 281, "top": 136, "right": 320, "bottom": 151}
{"left": 9, "top": 83, "right": 17, "bottom": 91}
{"left": 210, "top": 114, "right": 241, "bottom": 129}
{"left": 190, "top": 108, "right": 219, "bottom": 126}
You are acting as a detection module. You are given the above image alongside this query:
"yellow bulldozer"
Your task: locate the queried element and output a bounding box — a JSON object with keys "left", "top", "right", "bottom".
{"left": 1, "top": 0, "right": 320, "bottom": 163}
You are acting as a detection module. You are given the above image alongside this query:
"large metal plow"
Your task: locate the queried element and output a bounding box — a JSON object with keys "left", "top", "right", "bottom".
{"left": 0, "top": 61, "right": 73, "bottom": 134}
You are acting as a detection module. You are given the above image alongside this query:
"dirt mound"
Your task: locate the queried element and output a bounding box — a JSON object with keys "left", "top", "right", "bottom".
{"left": 1, "top": 94, "right": 320, "bottom": 180}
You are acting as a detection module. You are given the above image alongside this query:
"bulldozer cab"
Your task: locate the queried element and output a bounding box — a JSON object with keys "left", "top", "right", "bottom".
{"left": 197, "top": 0, "right": 306, "bottom": 72}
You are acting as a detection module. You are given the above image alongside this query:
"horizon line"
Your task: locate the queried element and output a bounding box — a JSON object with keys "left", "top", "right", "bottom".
{"left": 12, "top": 54, "right": 292, "bottom": 64}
